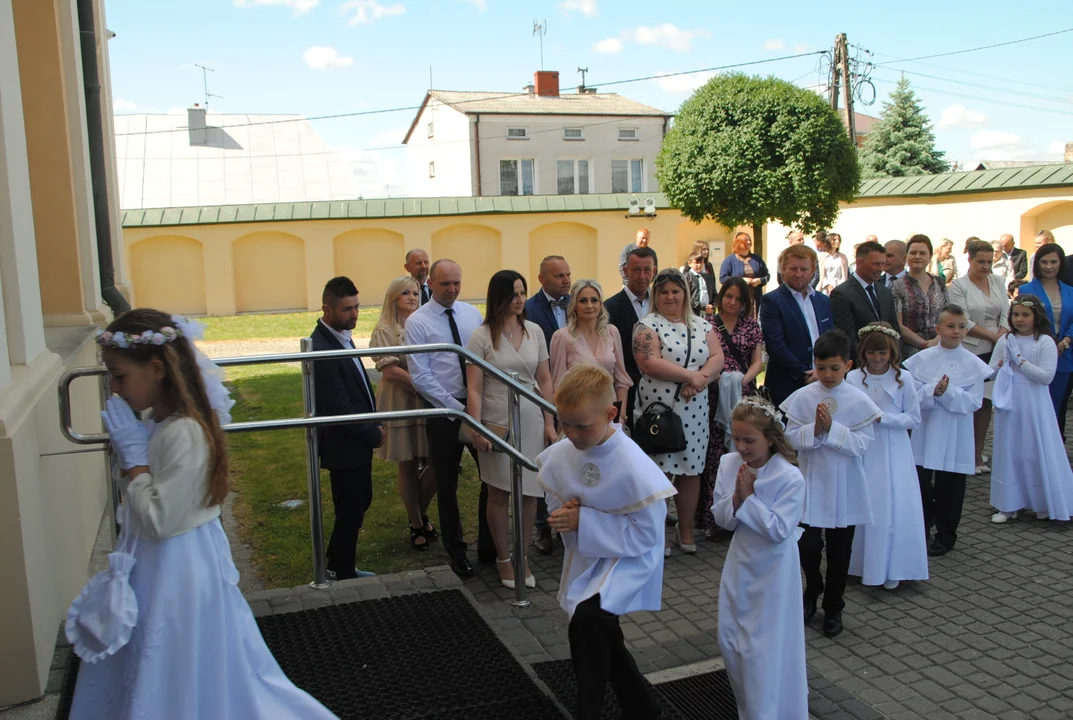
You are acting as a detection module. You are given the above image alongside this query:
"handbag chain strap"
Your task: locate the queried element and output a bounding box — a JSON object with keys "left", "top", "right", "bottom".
{"left": 670, "top": 318, "right": 694, "bottom": 404}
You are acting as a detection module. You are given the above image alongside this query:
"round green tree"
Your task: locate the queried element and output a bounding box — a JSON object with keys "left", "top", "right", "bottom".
{"left": 656, "top": 73, "right": 859, "bottom": 246}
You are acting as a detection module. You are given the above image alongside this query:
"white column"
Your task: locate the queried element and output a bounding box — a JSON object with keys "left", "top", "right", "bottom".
{"left": 0, "top": 270, "right": 11, "bottom": 390}
{"left": 0, "top": 0, "right": 46, "bottom": 365}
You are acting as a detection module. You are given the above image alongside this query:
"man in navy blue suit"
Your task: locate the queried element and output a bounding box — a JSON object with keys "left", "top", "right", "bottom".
{"left": 310, "top": 276, "right": 385, "bottom": 580}
{"left": 526, "top": 255, "right": 573, "bottom": 351}
{"left": 524, "top": 255, "right": 571, "bottom": 554}
{"left": 759, "top": 244, "right": 834, "bottom": 409}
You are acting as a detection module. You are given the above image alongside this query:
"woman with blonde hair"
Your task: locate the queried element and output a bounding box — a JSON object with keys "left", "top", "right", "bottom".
{"left": 370, "top": 275, "right": 438, "bottom": 550}
{"left": 719, "top": 232, "right": 769, "bottom": 315}
{"left": 549, "top": 279, "right": 632, "bottom": 423}
{"left": 931, "top": 238, "right": 958, "bottom": 287}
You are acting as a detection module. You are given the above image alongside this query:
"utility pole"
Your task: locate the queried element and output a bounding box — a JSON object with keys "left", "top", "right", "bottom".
{"left": 828, "top": 34, "right": 856, "bottom": 147}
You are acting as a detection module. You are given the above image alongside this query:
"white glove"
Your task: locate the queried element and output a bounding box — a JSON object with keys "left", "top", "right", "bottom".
{"left": 1007, "top": 338, "right": 1024, "bottom": 367}
{"left": 101, "top": 397, "right": 150, "bottom": 470}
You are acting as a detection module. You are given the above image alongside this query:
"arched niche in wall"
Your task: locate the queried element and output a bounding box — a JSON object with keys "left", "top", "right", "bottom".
{"left": 232, "top": 231, "right": 307, "bottom": 313}
{"left": 129, "top": 235, "right": 207, "bottom": 315}
{"left": 527, "top": 222, "right": 598, "bottom": 290}
{"left": 430, "top": 224, "right": 503, "bottom": 301}
{"left": 1024, "top": 200, "right": 1073, "bottom": 256}
{"left": 333, "top": 229, "right": 406, "bottom": 303}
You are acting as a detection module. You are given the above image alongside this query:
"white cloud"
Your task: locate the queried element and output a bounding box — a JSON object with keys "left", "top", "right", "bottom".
{"left": 335, "top": 143, "right": 406, "bottom": 198}
{"left": 596, "top": 24, "right": 708, "bottom": 54}
{"left": 366, "top": 127, "right": 407, "bottom": 148}
{"left": 113, "top": 98, "right": 137, "bottom": 112}
{"left": 462, "top": 0, "right": 486, "bottom": 9}
{"left": 560, "top": 0, "right": 597, "bottom": 16}
{"left": 763, "top": 38, "right": 784, "bottom": 51}
{"left": 970, "top": 129, "right": 1022, "bottom": 151}
{"left": 303, "top": 46, "right": 354, "bottom": 70}
{"left": 653, "top": 71, "right": 715, "bottom": 94}
{"left": 593, "top": 37, "right": 623, "bottom": 54}
{"left": 794, "top": 43, "right": 808, "bottom": 53}
{"left": 340, "top": 0, "right": 405, "bottom": 26}
{"left": 1048, "top": 140, "right": 1067, "bottom": 155}
{"left": 234, "top": 0, "right": 319, "bottom": 15}
{"left": 937, "top": 104, "right": 988, "bottom": 129}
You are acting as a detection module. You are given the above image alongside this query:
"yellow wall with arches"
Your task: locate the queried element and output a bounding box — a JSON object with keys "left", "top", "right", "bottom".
{"left": 130, "top": 235, "right": 207, "bottom": 315}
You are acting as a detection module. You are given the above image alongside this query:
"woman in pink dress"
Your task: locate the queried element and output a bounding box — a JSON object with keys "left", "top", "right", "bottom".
{"left": 549, "top": 279, "right": 633, "bottom": 425}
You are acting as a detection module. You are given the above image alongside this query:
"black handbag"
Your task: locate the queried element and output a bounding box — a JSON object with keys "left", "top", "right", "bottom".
{"left": 633, "top": 321, "right": 693, "bottom": 455}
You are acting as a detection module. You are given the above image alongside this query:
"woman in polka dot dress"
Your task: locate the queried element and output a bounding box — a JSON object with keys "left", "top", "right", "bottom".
{"left": 633, "top": 269, "right": 725, "bottom": 555}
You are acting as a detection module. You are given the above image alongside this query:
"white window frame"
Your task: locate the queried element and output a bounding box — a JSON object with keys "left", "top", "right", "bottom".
{"left": 556, "top": 158, "right": 592, "bottom": 195}
{"left": 500, "top": 158, "right": 536, "bottom": 196}
{"left": 429, "top": 161, "right": 436, "bottom": 178}
{"left": 611, "top": 158, "right": 645, "bottom": 193}
{"left": 427, "top": 122, "right": 434, "bottom": 138}
{"left": 563, "top": 127, "right": 584, "bottom": 141}
{"left": 618, "top": 127, "right": 639, "bottom": 141}
{"left": 506, "top": 127, "right": 529, "bottom": 140}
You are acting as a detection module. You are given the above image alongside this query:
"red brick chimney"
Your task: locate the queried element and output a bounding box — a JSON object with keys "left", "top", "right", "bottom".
{"left": 534, "top": 71, "right": 559, "bottom": 97}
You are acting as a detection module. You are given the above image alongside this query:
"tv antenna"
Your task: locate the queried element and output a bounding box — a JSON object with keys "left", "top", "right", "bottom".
{"left": 532, "top": 20, "right": 547, "bottom": 70}
{"left": 193, "top": 63, "right": 223, "bottom": 110}
{"left": 577, "top": 66, "right": 589, "bottom": 90}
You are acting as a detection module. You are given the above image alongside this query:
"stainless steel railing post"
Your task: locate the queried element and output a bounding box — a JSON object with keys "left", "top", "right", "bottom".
{"left": 97, "top": 356, "right": 121, "bottom": 539}
{"left": 507, "top": 372, "right": 530, "bottom": 608}
{"left": 300, "top": 337, "right": 331, "bottom": 589}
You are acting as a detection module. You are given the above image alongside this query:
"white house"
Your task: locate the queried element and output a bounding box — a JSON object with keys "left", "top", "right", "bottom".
{"left": 403, "top": 71, "right": 673, "bottom": 198}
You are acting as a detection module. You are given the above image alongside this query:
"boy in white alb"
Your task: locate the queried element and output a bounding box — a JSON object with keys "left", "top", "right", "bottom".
{"left": 542, "top": 365, "right": 674, "bottom": 720}
{"left": 781, "top": 329, "right": 880, "bottom": 638}
{"left": 904, "top": 303, "right": 992, "bottom": 555}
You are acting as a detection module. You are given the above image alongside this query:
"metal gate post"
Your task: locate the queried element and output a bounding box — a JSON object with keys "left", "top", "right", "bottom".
{"left": 97, "top": 356, "right": 121, "bottom": 539}
{"left": 508, "top": 372, "right": 530, "bottom": 608}
{"left": 301, "top": 337, "right": 331, "bottom": 589}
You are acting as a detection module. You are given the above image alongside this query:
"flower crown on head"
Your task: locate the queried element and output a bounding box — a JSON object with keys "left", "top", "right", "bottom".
{"left": 95, "top": 326, "right": 183, "bottom": 349}
{"left": 1012, "top": 298, "right": 1036, "bottom": 308}
{"left": 737, "top": 395, "right": 781, "bottom": 421}
{"left": 858, "top": 324, "right": 901, "bottom": 341}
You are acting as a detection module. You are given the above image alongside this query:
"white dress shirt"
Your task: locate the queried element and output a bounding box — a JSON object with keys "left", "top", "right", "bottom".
{"left": 405, "top": 298, "right": 484, "bottom": 411}
{"left": 624, "top": 286, "right": 651, "bottom": 318}
{"left": 319, "top": 319, "right": 374, "bottom": 404}
{"left": 543, "top": 289, "right": 567, "bottom": 329}
{"left": 791, "top": 285, "right": 821, "bottom": 343}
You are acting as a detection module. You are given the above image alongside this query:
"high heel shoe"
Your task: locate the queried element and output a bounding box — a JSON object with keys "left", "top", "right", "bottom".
{"left": 496, "top": 558, "right": 515, "bottom": 590}
{"left": 409, "top": 524, "right": 429, "bottom": 551}
{"left": 675, "top": 523, "right": 696, "bottom": 554}
{"left": 421, "top": 514, "right": 438, "bottom": 541}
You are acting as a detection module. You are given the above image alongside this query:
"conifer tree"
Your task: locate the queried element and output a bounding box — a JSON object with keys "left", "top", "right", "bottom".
{"left": 859, "top": 76, "right": 949, "bottom": 178}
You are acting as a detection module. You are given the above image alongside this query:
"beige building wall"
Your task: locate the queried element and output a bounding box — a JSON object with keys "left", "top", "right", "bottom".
{"left": 123, "top": 210, "right": 739, "bottom": 315}
{"left": 1, "top": 0, "right": 118, "bottom": 704}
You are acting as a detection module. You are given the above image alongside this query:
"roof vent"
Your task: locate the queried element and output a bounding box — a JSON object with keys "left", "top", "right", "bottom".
{"left": 188, "top": 104, "right": 207, "bottom": 146}
{"left": 523, "top": 83, "right": 535, "bottom": 94}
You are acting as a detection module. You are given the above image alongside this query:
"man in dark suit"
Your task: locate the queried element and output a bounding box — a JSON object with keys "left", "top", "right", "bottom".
{"left": 310, "top": 276, "right": 385, "bottom": 580}
{"left": 831, "top": 240, "right": 901, "bottom": 359}
{"left": 605, "top": 246, "right": 657, "bottom": 422}
{"left": 684, "top": 251, "right": 716, "bottom": 316}
{"left": 526, "top": 255, "right": 572, "bottom": 350}
{"left": 776, "top": 230, "right": 820, "bottom": 288}
{"left": 524, "top": 255, "right": 571, "bottom": 554}
{"left": 759, "top": 245, "right": 834, "bottom": 408}
{"left": 404, "top": 248, "right": 432, "bottom": 305}
{"left": 1001, "top": 234, "right": 1028, "bottom": 281}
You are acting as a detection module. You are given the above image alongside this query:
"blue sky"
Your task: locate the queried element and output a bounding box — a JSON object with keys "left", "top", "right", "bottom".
{"left": 105, "top": 0, "right": 1073, "bottom": 197}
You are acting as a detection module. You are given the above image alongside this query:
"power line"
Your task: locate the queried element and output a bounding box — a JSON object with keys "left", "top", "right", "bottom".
{"left": 869, "top": 74, "right": 1073, "bottom": 118}
{"left": 867, "top": 50, "right": 1073, "bottom": 95}
{"left": 114, "top": 49, "right": 826, "bottom": 138}
{"left": 874, "top": 27, "right": 1073, "bottom": 65}
{"left": 870, "top": 66, "right": 1073, "bottom": 106}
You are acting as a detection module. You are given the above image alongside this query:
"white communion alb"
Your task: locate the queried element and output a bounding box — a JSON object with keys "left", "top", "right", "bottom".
{"left": 70, "top": 416, "right": 337, "bottom": 719}
{"left": 989, "top": 334, "right": 1073, "bottom": 520}
{"left": 847, "top": 368, "right": 929, "bottom": 585}
{"left": 537, "top": 428, "right": 676, "bottom": 617}
{"left": 712, "top": 452, "right": 809, "bottom": 720}
{"left": 904, "top": 344, "right": 991, "bottom": 475}
{"left": 781, "top": 382, "right": 881, "bottom": 528}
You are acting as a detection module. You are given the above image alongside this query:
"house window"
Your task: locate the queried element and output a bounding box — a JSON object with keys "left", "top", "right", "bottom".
{"left": 429, "top": 161, "right": 436, "bottom": 178}
{"left": 618, "top": 127, "right": 638, "bottom": 141}
{"left": 507, "top": 127, "right": 529, "bottom": 140}
{"left": 427, "top": 122, "right": 434, "bottom": 138}
{"left": 556, "top": 159, "right": 590, "bottom": 195}
{"left": 500, "top": 159, "right": 535, "bottom": 195}
{"left": 563, "top": 127, "right": 584, "bottom": 141}
{"left": 611, "top": 159, "right": 644, "bottom": 193}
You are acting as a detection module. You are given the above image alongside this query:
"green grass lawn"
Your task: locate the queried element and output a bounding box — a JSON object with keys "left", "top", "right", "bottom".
{"left": 227, "top": 363, "right": 481, "bottom": 588}
{"left": 200, "top": 305, "right": 486, "bottom": 342}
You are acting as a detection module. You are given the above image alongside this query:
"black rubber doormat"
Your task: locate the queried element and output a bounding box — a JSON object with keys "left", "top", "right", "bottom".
{"left": 533, "top": 659, "right": 737, "bottom": 720}
{"left": 56, "top": 589, "right": 563, "bottom": 720}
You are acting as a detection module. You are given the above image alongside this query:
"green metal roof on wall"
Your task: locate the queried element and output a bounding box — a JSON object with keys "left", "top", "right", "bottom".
{"left": 121, "top": 163, "right": 1073, "bottom": 229}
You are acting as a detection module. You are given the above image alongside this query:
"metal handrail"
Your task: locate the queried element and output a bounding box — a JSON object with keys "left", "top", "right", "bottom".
{"left": 57, "top": 340, "right": 548, "bottom": 602}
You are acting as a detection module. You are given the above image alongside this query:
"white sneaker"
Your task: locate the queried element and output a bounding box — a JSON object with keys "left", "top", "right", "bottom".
{"left": 991, "top": 511, "right": 1016, "bottom": 523}
{"left": 883, "top": 580, "right": 900, "bottom": 590}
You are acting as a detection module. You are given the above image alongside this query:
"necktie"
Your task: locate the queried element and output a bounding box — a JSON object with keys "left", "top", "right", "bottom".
{"left": 550, "top": 297, "right": 569, "bottom": 310}
{"left": 421, "top": 285, "right": 430, "bottom": 305}
{"left": 445, "top": 308, "right": 467, "bottom": 387}
{"left": 866, "top": 284, "right": 881, "bottom": 319}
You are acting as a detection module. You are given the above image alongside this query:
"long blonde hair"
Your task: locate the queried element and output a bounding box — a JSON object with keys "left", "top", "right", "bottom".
{"left": 375, "top": 276, "right": 420, "bottom": 341}
{"left": 730, "top": 402, "right": 797, "bottom": 467}
{"left": 565, "top": 279, "right": 610, "bottom": 339}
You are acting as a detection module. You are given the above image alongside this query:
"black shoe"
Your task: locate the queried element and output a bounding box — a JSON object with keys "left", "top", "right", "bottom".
{"left": 421, "top": 515, "right": 438, "bottom": 541}
{"left": 927, "top": 541, "right": 951, "bottom": 557}
{"left": 803, "top": 594, "right": 817, "bottom": 623}
{"left": 450, "top": 556, "right": 474, "bottom": 577}
{"left": 477, "top": 549, "right": 498, "bottom": 564}
{"left": 533, "top": 526, "right": 554, "bottom": 556}
{"left": 823, "top": 612, "right": 844, "bottom": 638}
